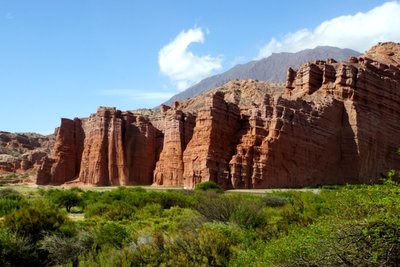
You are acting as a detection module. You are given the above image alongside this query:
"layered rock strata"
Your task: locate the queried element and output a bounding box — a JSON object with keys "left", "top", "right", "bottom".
{"left": 182, "top": 92, "right": 241, "bottom": 188}
{"left": 152, "top": 107, "right": 195, "bottom": 186}
{"left": 37, "top": 108, "right": 161, "bottom": 185}
{"left": 0, "top": 131, "right": 54, "bottom": 174}
{"left": 37, "top": 42, "right": 400, "bottom": 188}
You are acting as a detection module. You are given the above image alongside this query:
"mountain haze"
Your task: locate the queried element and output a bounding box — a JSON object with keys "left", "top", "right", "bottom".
{"left": 163, "top": 46, "right": 360, "bottom": 106}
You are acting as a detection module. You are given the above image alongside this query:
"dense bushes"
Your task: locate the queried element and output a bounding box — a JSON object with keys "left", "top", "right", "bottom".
{"left": 231, "top": 180, "right": 400, "bottom": 266}
{"left": 0, "top": 228, "right": 34, "bottom": 267}
{"left": 0, "top": 188, "right": 26, "bottom": 216}
{"left": 95, "top": 222, "right": 127, "bottom": 248}
{"left": 333, "top": 220, "right": 400, "bottom": 266}
{"left": 0, "top": 181, "right": 399, "bottom": 266}
{"left": 4, "top": 199, "right": 67, "bottom": 242}
{"left": 195, "top": 193, "right": 268, "bottom": 228}
{"left": 195, "top": 180, "right": 223, "bottom": 193}
{"left": 40, "top": 231, "right": 93, "bottom": 267}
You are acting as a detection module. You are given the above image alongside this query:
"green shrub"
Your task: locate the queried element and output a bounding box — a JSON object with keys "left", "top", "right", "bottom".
{"left": 0, "top": 228, "right": 36, "bottom": 267}
{"left": 261, "top": 196, "right": 288, "bottom": 207}
{"left": 195, "top": 181, "right": 223, "bottom": 193}
{"left": 4, "top": 199, "right": 67, "bottom": 241}
{"left": 333, "top": 220, "right": 400, "bottom": 266}
{"left": 105, "top": 201, "right": 137, "bottom": 221}
{"left": 40, "top": 231, "right": 94, "bottom": 267}
{"left": 95, "top": 222, "right": 128, "bottom": 248}
{"left": 0, "top": 188, "right": 21, "bottom": 198}
{"left": 147, "top": 190, "right": 195, "bottom": 209}
{"left": 163, "top": 207, "right": 205, "bottom": 231}
{"left": 194, "top": 192, "right": 236, "bottom": 222}
{"left": 230, "top": 202, "right": 267, "bottom": 229}
{"left": 84, "top": 202, "right": 111, "bottom": 219}
{"left": 197, "top": 223, "right": 244, "bottom": 266}
{"left": 195, "top": 193, "right": 268, "bottom": 229}
{"left": 84, "top": 187, "right": 149, "bottom": 210}
{"left": 0, "top": 189, "right": 26, "bottom": 216}
{"left": 0, "top": 198, "right": 26, "bottom": 217}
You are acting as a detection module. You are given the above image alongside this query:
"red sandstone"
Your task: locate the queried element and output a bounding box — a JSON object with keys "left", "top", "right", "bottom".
{"left": 36, "top": 42, "right": 400, "bottom": 188}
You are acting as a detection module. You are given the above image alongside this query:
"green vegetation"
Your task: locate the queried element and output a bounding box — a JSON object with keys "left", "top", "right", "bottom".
{"left": 195, "top": 180, "right": 223, "bottom": 193}
{"left": 0, "top": 178, "right": 399, "bottom": 266}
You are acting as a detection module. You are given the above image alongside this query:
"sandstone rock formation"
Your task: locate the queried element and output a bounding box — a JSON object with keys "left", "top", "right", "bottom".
{"left": 37, "top": 107, "right": 161, "bottom": 185}
{"left": 225, "top": 42, "right": 400, "bottom": 188}
{"left": 37, "top": 42, "right": 400, "bottom": 188}
{"left": 182, "top": 92, "right": 241, "bottom": 188}
{"left": 0, "top": 131, "right": 54, "bottom": 174}
{"left": 153, "top": 107, "right": 195, "bottom": 186}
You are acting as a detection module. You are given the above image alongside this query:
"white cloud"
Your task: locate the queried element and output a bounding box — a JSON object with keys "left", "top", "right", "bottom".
{"left": 258, "top": 1, "right": 400, "bottom": 58}
{"left": 98, "top": 89, "right": 174, "bottom": 100}
{"left": 159, "top": 27, "right": 222, "bottom": 91}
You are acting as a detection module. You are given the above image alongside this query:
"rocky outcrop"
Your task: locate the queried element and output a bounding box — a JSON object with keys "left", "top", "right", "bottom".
{"left": 182, "top": 92, "right": 241, "bottom": 189}
{"left": 0, "top": 131, "right": 54, "bottom": 174}
{"left": 226, "top": 44, "right": 400, "bottom": 188}
{"left": 37, "top": 42, "right": 400, "bottom": 188}
{"left": 153, "top": 107, "right": 195, "bottom": 186}
{"left": 37, "top": 107, "right": 161, "bottom": 185}
{"left": 364, "top": 42, "right": 400, "bottom": 67}
{"left": 37, "top": 118, "right": 84, "bottom": 184}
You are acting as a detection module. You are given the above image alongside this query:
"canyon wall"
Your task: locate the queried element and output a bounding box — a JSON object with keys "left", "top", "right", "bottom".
{"left": 182, "top": 92, "right": 241, "bottom": 189}
{"left": 37, "top": 108, "right": 161, "bottom": 185}
{"left": 153, "top": 107, "right": 196, "bottom": 186}
{"left": 37, "top": 42, "right": 400, "bottom": 188}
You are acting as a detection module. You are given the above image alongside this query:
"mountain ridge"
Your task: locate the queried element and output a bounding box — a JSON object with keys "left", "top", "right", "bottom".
{"left": 163, "top": 46, "right": 360, "bottom": 106}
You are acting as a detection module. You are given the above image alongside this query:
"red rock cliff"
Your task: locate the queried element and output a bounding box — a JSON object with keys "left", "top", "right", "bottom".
{"left": 37, "top": 42, "right": 400, "bottom": 188}
{"left": 37, "top": 107, "right": 161, "bottom": 185}
{"left": 182, "top": 92, "right": 241, "bottom": 188}
{"left": 153, "top": 106, "right": 195, "bottom": 186}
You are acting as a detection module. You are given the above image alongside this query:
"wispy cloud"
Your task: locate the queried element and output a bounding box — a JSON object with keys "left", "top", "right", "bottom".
{"left": 257, "top": 1, "right": 400, "bottom": 58}
{"left": 158, "top": 27, "right": 222, "bottom": 91}
{"left": 97, "top": 89, "right": 174, "bottom": 100}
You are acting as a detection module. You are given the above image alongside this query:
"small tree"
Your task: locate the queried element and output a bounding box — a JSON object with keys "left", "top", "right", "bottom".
{"left": 53, "top": 190, "right": 83, "bottom": 213}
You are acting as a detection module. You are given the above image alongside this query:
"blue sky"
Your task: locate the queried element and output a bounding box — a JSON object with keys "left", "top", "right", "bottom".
{"left": 1, "top": 0, "right": 398, "bottom": 134}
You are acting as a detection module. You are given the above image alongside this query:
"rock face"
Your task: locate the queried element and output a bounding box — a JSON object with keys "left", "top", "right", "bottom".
{"left": 0, "top": 131, "right": 54, "bottom": 174}
{"left": 182, "top": 92, "right": 241, "bottom": 189}
{"left": 153, "top": 108, "right": 195, "bottom": 186}
{"left": 37, "top": 107, "right": 161, "bottom": 185}
{"left": 38, "top": 42, "right": 400, "bottom": 188}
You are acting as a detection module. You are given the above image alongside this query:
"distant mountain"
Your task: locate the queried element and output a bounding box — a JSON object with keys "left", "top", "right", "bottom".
{"left": 163, "top": 46, "right": 360, "bottom": 106}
